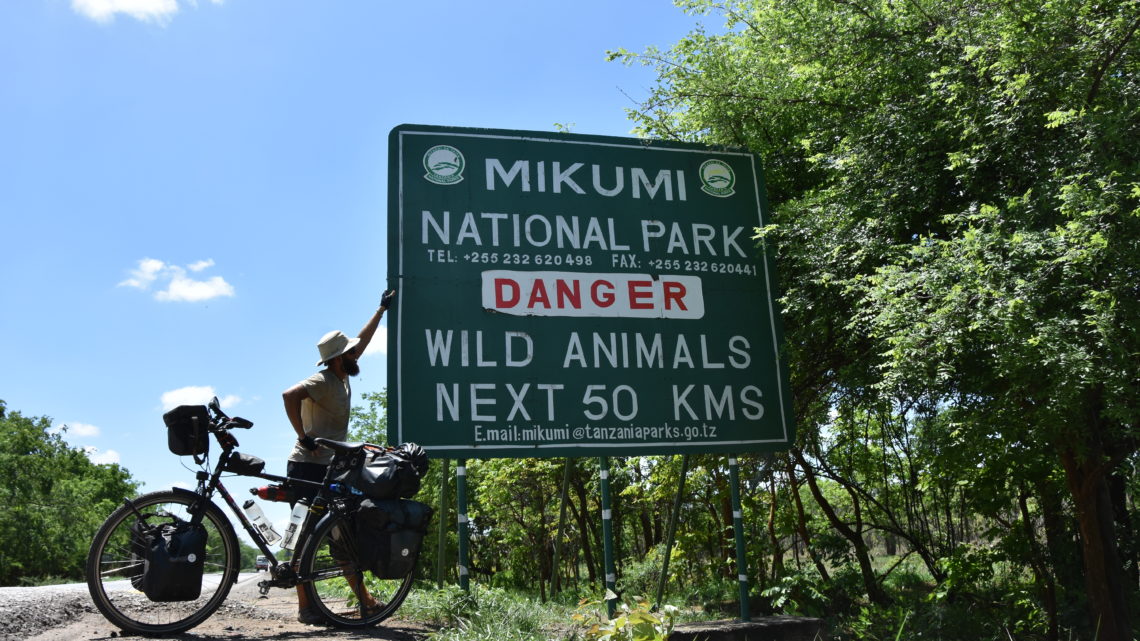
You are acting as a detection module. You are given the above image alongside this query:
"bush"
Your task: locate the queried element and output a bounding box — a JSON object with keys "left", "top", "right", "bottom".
{"left": 616, "top": 548, "right": 663, "bottom": 598}
{"left": 759, "top": 569, "right": 827, "bottom": 617}
{"left": 571, "top": 592, "right": 678, "bottom": 641}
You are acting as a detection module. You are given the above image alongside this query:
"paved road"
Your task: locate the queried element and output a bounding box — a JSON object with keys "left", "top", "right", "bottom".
{"left": 0, "top": 573, "right": 428, "bottom": 640}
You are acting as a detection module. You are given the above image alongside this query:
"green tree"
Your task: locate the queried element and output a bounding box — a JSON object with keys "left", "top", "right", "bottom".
{"left": 614, "top": 0, "right": 1139, "bottom": 638}
{"left": 0, "top": 400, "right": 138, "bottom": 584}
{"left": 349, "top": 390, "right": 388, "bottom": 444}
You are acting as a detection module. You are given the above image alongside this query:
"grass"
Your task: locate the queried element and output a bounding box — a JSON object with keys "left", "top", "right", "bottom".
{"left": 398, "top": 584, "right": 720, "bottom": 641}
{"left": 401, "top": 584, "right": 579, "bottom": 641}
{"left": 363, "top": 553, "right": 1065, "bottom": 641}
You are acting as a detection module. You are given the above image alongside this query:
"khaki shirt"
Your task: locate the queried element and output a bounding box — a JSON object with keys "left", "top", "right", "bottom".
{"left": 287, "top": 369, "right": 350, "bottom": 465}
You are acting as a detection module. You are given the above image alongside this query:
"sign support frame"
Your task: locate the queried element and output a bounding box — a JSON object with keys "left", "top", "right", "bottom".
{"left": 599, "top": 457, "right": 618, "bottom": 616}
{"left": 435, "top": 458, "right": 449, "bottom": 588}
{"left": 457, "top": 459, "right": 470, "bottom": 591}
{"left": 729, "top": 457, "right": 750, "bottom": 621}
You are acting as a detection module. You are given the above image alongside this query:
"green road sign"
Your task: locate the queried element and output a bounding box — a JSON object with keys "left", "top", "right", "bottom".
{"left": 387, "top": 124, "right": 793, "bottom": 458}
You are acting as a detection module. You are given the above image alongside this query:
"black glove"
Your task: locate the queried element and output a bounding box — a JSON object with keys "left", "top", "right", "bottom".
{"left": 298, "top": 436, "right": 318, "bottom": 451}
{"left": 380, "top": 289, "right": 397, "bottom": 310}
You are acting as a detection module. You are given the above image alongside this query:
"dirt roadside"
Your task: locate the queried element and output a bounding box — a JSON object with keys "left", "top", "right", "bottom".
{"left": 16, "top": 576, "right": 432, "bottom": 641}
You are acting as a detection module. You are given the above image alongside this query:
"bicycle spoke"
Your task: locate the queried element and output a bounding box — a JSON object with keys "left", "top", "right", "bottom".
{"left": 300, "top": 511, "right": 415, "bottom": 628}
{"left": 86, "top": 491, "right": 239, "bottom": 636}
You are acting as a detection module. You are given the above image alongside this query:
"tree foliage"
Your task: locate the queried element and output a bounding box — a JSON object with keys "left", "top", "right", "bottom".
{"left": 0, "top": 400, "right": 138, "bottom": 585}
{"left": 604, "top": 0, "right": 1139, "bottom": 638}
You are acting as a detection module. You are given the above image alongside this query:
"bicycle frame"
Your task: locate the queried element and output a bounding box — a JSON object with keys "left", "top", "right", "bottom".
{"left": 176, "top": 425, "right": 345, "bottom": 592}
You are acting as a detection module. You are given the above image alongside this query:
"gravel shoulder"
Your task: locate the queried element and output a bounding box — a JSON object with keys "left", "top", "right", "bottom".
{"left": 2, "top": 574, "right": 432, "bottom": 641}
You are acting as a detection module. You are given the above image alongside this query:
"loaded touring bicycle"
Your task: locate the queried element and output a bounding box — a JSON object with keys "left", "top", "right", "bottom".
{"left": 86, "top": 397, "right": 431, "bottom": 636}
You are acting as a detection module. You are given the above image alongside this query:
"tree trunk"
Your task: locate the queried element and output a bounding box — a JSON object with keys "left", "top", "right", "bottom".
{"left": 720, "top": 492, "right": 735, "bottom": 578}
{"left": 786, "top": 458, "right": 831, "bottom": 583}
{"left": 793, "top": 446, "right": 891, "bottom": 606}
{"left": 767, "top": 473, "right": 784, "bottom": 581}
{"left": 538, "top": 538, "right": 548, "bottom": 603}
{"left": 570, "top": 476, "right": 598, "bottom": 584}
{"left": 639, "top": 510, "right": 655, "bottom": 555}
{"left": 1060, "top": 446, "right": 1132, "bottom": 641}
{"left": 1109, "top": 470, "right": 1139, "bottom": 588}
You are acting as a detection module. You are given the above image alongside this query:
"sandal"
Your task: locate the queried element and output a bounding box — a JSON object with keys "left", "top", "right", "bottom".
{"left": 362, "top": 601, "right": 386, "bottom": 616}
{"left": 297, "top": 607, "right": 327, "bottom": 625}
{"left": 336, "top": 602, "right": 385, "bottom": 618}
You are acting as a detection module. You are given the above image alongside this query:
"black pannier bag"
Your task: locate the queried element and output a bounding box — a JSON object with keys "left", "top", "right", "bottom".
{"left": 162, "top": 405, "right": 210, "bottom": 457}
{"left": 330, "top": 442, "right": 429, "bottom": 500}
{"left": 133, "top": 520, "right": 208, "bottom": 602}
{"left": 355, "top": 499, "right": 433, "bottom": 579}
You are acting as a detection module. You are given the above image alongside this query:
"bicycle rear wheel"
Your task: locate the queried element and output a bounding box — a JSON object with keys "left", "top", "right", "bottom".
{"left": 297, "top": 511, "right": 415, "bottom": 627}
{"left": 86, "top": 490, "right": 240, "bottom": 636}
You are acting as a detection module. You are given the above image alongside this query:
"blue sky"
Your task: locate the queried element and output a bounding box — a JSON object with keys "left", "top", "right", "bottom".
{"left": 0, "top": 0, "right": 712, "bottom": 533}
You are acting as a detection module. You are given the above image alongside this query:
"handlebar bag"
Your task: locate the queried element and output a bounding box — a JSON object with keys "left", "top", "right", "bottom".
{"left": 162, "top": 405, "right": 210, "bottom": 457}
{"left": 136, "top": 520, "right": 208, "bottom": 602}
{"left": 354, "top": 498, "right": 433, "bottom": 579}
{"left": 330, "top": 443, "right": 429, "bottom": 500}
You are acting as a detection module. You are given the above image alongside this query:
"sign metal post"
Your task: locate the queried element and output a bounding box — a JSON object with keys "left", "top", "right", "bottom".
{"left": 729, "top": 457, "right": 749, "bottom": 621}
{"left": 436, "top": 458, "right": 449, "bottom": 588}
{"left": 457, "top": 459, "right": 470, "bottom": 591}
{"left": 599, "top": 456, "right": 617, "bottom": 616}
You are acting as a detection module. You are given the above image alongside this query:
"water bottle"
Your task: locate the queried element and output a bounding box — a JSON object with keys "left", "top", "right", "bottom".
{"left": 242, "top": 500, "right": 282, "bottom": 544}
{"left": 252, "top": 484, "right": 292, "bottom": 502}
{"left": 281, "top": 498, "right": 309, "bottom": 551}
{"left": 329, "top": 483, "right": 364, "bottom": 496}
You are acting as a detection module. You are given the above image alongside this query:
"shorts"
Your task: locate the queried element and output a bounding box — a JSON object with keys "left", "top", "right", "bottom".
{"left": 286, "top": 460, "right": 328, "bottom": 507}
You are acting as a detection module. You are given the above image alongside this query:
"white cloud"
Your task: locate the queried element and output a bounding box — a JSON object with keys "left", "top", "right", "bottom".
{"left": 67, "top": 422, "right": 102, "bottom": 437}
{"left": 156, "top": 273, "right": 235, "bottom": 302}
{"left": 362, "top": 326, "right": 388, "bottom": 356}
{"left": 71, "top": 0, "right": 224, "bottom": 24}
{"left": 119, "top": 258, "right": 235, "bottom": 302}
{"left": 84, "top": 446, "right": 121, "bottom": 465}
{"left": 72, "top": 0, "right": 179, "bottom": 24}
{"left": 161, "top": 386, "right": 241, "bottom": 411}
{"left": 119, "top": 258, "right": 166, "bottom": 289}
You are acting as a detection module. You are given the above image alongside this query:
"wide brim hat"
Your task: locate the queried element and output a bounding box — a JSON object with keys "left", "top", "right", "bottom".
{"left": 316, "top": 330, "right": 360, "bottom": 366}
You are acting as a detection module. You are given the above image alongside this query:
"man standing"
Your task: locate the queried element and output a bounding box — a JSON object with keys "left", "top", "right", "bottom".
{"left": 281, "top": 289, "right": 394, "bottom": 624}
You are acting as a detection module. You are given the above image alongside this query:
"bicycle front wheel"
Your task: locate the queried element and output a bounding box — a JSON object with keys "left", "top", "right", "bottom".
{"left": 298, "top": 511, "right": 415, "bottom": 627}
{"left": 86, "top": 490, "right": 240, "bottom": 636}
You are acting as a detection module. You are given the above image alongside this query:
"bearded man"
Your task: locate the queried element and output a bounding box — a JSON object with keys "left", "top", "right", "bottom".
{"left": 281, "top": 289, "right": 394, "bottom": 624}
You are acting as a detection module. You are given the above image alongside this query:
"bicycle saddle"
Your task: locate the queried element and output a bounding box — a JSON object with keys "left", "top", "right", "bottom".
{"left": 312, "top": 438, "right": 366, "bottom": 456}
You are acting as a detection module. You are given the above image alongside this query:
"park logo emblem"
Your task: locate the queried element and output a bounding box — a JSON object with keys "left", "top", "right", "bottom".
{"left": 423, "top": 145, "right": 465, "bottom": 185}
{"left": 699, "top": 159, "right": 735, "bottom": 197}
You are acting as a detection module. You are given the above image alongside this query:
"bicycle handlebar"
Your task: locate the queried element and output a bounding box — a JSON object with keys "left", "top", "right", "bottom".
{"left": 206, "top": 396, "right": 253, "bottom": 430}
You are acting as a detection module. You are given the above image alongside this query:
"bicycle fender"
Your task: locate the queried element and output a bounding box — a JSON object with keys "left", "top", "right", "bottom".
{"left": 166, "top": 487, "right": 220, "bottom": 514}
